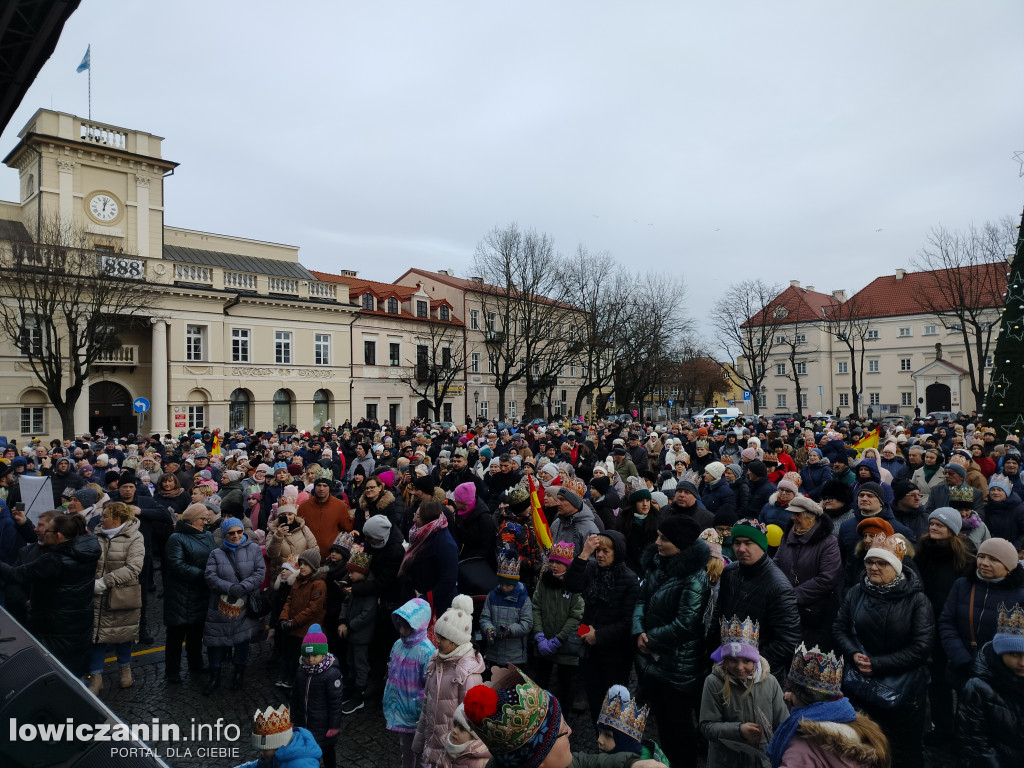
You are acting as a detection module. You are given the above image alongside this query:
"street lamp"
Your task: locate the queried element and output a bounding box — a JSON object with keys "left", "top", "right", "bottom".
{"left": 473, "top": 391, "right": 479, "bottom": 419}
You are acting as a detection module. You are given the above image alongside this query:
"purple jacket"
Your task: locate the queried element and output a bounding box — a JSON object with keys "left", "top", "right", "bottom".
{"left": 772, "top": 517, "right": 843, "bottom": 613}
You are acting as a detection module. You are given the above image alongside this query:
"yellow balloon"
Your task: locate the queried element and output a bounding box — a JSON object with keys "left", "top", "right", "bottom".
{"left": 765, "top": 524, "right": 784, "bottom": 548}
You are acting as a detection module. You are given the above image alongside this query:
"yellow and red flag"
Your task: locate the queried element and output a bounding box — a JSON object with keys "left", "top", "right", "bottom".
{"left": 852, "top": 427, "right": 879, "bottom": 456}
{"left": 527, "top": 474, "right": 553, "bottom": 552}
{"left": 211, "top": 428, "right": 221, "bottom": 456}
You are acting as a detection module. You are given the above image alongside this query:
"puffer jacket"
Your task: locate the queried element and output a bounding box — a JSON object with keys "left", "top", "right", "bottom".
{"left": 291, "top": 654, "right": 343, "bottom": 743}
{"left": 266, "top": 517, "right": 319, "bottom": 576}
{"left": 759, "top": 493, "right": 792, "bottom": 529}
{"left": 413, "top": 648, "right": 486, "bottom": 765}
{"left": 701, "top": 478, "right": 735, "bottom": 513}
{"left": 957, "top": 641, "right": 1024, "bottom": 768}
{"left": 280, "top": 566, "right": 328, "bottom": 638}
{"left": 339, "top": 573, "right": 378, "bottom": 645}
{"left": 773, "top": 517, "right": 843, "bottom": 621}
{"left": 532, "top": 570, "right": 585, "bottom": 665}
{"left": 549, "top": 505, "right": 601, "bottom": 557}
{"left": 778, "top": 716, "right": 890, "bottom": 768}
{"left": 479, "top": 582, "right": 533, "bottom": 664}
{"left": 0, "top": 533, "right": 100, "bottom": 675}
{"left": 699, "top": 657, "right": 789, "bottom": 768}
{"left": 984, "top": 492, "right": 1024, "bottom": 550}
{"left": 939, "top": 565, "right": 1024, "bottom": 670}
{"left": 383, "top": 598, "right": 436, "bottom": 733}
{"left": 203, "top": 538, "right": 266, "bottom": 647}
{"left": 799, "top": 461, "right": 833, "bottom": 501}
{"left": 633, "top": 540, "right": 712, "bottom": 692}
{"left": 163, "top": 520, "right": 216, "bottom": 626}
{"left": 92, "top": 517, "right": 146, "bottom": 644}
{"left": 710, "top": 554, "right": 801, "bottom": 683}
{"left": 235, "top": 726, "right": 322, "bottom": 768}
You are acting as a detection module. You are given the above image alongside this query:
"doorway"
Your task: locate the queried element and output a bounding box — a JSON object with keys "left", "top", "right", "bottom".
{"left": 90, "top": 380, "right": 133, "bottom": 436}
{"left": 925, "top": 382, "right": 951, "bottom": 413}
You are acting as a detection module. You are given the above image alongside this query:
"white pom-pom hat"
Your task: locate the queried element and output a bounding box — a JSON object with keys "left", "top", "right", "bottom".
{"left": 435, "top": 594, "right": 475, "bottom": 647}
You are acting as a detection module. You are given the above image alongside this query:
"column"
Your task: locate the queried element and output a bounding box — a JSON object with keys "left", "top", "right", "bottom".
{"left": 57, "top": 160, "right": 75, "bottom": 225}
{"left": 135, "top": 175, "right": 151, "bottom": 258}
{"left": 74, "top": 379, "right": 90, "bottom": 436}
{"left": 151, "top": 319, "right": 169, "bottom": 433}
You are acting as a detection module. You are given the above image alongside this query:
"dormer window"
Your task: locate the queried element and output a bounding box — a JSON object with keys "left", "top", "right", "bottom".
{"left": 361, "top": 293, "right": 374, "bottom": 311}
{"left": 416, "top": 300, "right": 428, "bottom": 318}
{"left": 439, "top": 305, "right": 450, "bottom": 321}
{"left": 387, "top": 297, "right": 399, "bottom": 314}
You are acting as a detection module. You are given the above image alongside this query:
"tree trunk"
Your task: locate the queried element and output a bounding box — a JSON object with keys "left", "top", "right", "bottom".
{"left": 58, "top": 400, "right": 76, "bottom": 441}
{"left": 849, "top": 354, "right": 859, "bottom": 420}
{"left": 497, "top": 386, "right": 507, "bottom": 421}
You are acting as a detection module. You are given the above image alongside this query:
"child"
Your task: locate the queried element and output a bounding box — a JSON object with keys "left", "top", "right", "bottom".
{"left": 276, "top": 549, "right": 326, "bottom": 688}
{"left": 235, "top": 704, "right": 321, "bottom": 768}
{"left": 596, "top": 685, "right": 668, "bottom": 763}
{"left": 436, "top": 703, "right": 491, "bottom": 768}
{"left": 531, "top": 540, "right": 584, "bottom": 699}
{"left": 338, "top": 547, "right": 377, "bottom": 714}
{"left": 479, "top": 553, "right": 534, "bottom": 670}
{"left": 699, "top": 615, "right": 788, "bottom": 768}
{"left": 382, "top": 597, "right": 435, "bottom": 768}
{"left": 324, "top": 533, "right": 354, "bottom": 660}
{"left": 290, "top": 624, "right": 342, "bottom": 766}
{"left": 413, "top": 594, "right": 486, "bottom": 766}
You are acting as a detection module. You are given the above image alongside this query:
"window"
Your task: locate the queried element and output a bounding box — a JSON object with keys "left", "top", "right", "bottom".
{"left": 901, "top": 392, "right": 914, "bottom": 407}
{"left": 416, "top": 300, "right": 428, "bottom": 318}
{"left": 229, "top": 388, "right": 250, "bottom": 431}
{"left": 795, "top": 333, "right": 807, "bottom": 344}
{"left": 470, "top": 310, "right": 480, "bottom": 330}
{"left": 758, "top": 394, "right": 767, "bottom": 408}
{"left": 775, "top": 334, "right": 787, "bottom": 344}
{"left": 470, "top": 352, "right": 480, "bottom": 373}
{"left": 755, "top": 364, "right": 764, "bottom": 376}
{"left": 479, "top": 400, "right": 489, "bottom": 418}
{"left": 900, "top": 358, "right": 912, "bottom": 372}
{"left": 416, "top": 345, "right": 429, "bottom": 379}
{"left": 387, "top": 297, "right": 399, "bottom": 314}
{"left": 313, "top": 390, "right": 330, "bottom": 431}
{"left": 754, "top": 336, "right": 762, "bottom": 346}
{"left": 275, "top": 331, "right": 292, "bottom": 364}
{"left": 363, "top": 340, "right": 376, "bottom": 365}
{"left": 366, "top": 403, "right": 377, "bottom": 421}
{"left": 866, "top": 329, "right": 879, "bottom": 340}
{"left": 777, "top": 394, "right": 787, "bottom": 409}
{"left": 439, "top": 305, "right": 450, "bottom": 321}
{"left": 19, "top": 316, "right": 42, "bottom": 356}
{"left": 868, "top": 360, "right": 879, "bottom": 373}
{"left": 923, "top": 325, "right": 938, "bottom": 336}
{"left": 795, "top": 362, "right": 807, "bottom": 375}
{"left": 509, "top": 401, "right": 516, "bottom": 418}
{"left": 187, "top": 405, "right": 205, "bottom": 431}
{"left": 309, "top": 333, "right": 329, "bottom": 366}
{"left": 442, "top": 347, "right": 452, "bottom": 368}
{"left": 800, "top": 394, "right": 808, "bottom": 408}
{"left": 838, "top": 393, "right": 849, "bottom": 407}
{"left": 361, "top": 294, "right": 374, "bottom": 311}
{"left": 776, "top": 363, "right": 786, "bottom": 376}
{"left": 389, "top": 342, "right": 400, "bottom": 367}
{"left": 837, "top": 361, "right": 848, "bottom": 374}
{"left": 570, "top": 364, "right": 576, "bottom": 378}
{"left": 273, "top": 389, "right": 292, "bottom": 426}
{"left": 898, "top": 327, "right": 912, "bottom": 337}
{"left": 869, "top": 393, "right": 880, "bottom": 406}
{"left": 20, "top": 406, "right": 43, "bottom": 434}
{"left": 185, "top": 324, "right": 204, "bottom": 361}
{"left": 948, "top": 323, "right": 963, "bottom": 332}
{"left": 486, "top": 312, "right": 497, "bottom": 332}
{"left": 488, "top": 356, "right": 496, "bottom": 374}
{"left": 986, "top": 354, "right": 993, "bottom": 368}
{"left": 231, "top": 328, "right": 250, "bottom": 363}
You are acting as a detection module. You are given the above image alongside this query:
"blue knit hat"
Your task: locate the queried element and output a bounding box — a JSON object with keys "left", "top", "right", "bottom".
{"left": 221, "top": 517, "right": 244, "bottom": 536}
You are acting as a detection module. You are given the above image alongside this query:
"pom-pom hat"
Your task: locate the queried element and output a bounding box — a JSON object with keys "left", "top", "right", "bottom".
{"left": 435, "top": 594, "right": 475, "bottom": 647}
{"left": 252, "top": 705, "right": 294, "bottom": 750}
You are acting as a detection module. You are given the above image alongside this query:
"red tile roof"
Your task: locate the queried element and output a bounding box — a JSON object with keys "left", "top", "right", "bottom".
{"left": 848, "top": 263, "right": 1007, "bottom": 319}
{"left": 744, "top": 285, "right": 841, "bottom": 327}
{"left": 309, "top": 270, "right": 463, "bottom": 326}
{"left": 397, "top": 268, "right": 577, "bottom": 310}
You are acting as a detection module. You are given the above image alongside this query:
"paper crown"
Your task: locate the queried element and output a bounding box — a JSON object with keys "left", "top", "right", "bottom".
{"left": 346, "top": 548, "right": 372, "bottom": 574}
{"left": 625, "top": 475, "right": 647, "bottom": 496}
{"left": 505, "top": 483, "right": 531, "bottom": 506}
{"left": 949, "top": 485, "right": 976, "bottom": 504}
{"left": 498, "top": 552, "right": 522, "bottom": 581}
{"left": 548, "top": 540, "right": 575, "bottom": 566}
{"left": 995, "top": 602, "right": 1024, "bottom": 649}
{"left": 678, "top": 468, "right": 701, "bottom": 486}
{"left": 867, "top": 533, "right": 907, "bottom": 562}
{"left": 720, "top": 615, "right": 760, "bottom": 651}
{"left": 597, "top": 685, "right": 649, "bottom": 744}
{"left": 252, "top": 705, "right": 293, "bottom": 750}
{"left": 787, "top": 643, "right": 844, "bottom": 699}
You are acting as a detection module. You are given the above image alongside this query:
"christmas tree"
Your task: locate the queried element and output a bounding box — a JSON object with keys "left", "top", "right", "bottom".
{"left": 984, "top": 205, "right": 1024, "bottom": 439}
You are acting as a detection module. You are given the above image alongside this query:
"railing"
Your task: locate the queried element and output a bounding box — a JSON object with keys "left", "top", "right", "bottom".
{"left": 224, "top": 271, "right": 257, "bottom": 290}
{"left": 309, "top": 281, "right": 336, "bottom": 299}
{"left": 80, "top": 122, "right": 128, "bottom": 149}
{"left": 175, "top": 264, "right": 211, "bottom": 283}
{"left": 268, "top": 277, "right": 297, "bottom": 293}
{"left": 96, "top": 345, "right": 139, "bottom": 365}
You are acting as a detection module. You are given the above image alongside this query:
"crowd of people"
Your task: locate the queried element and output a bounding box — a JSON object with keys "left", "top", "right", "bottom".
{"left": 0, "top": 409, "right": 1022, "bottom": 768}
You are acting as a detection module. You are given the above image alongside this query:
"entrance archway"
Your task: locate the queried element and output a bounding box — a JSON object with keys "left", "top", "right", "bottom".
{"left": 229, "top": 388, "right": 252, "bottom": 432}
{"left": 925, "top": 382, "right": 951, "bottom": 413}
{"left": 313, "top": 389, "right": 331, "bottom": 431}
{"left": 90, "top": 380, "right": 133, "bottom": 436}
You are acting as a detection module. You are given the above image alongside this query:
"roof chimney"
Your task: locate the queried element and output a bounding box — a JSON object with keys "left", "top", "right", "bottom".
{"left": 339, "top": 269, "right": 357, "bottom": 278}
{"left": 806, "top": 285, "right": 815, "bottom": 292}
{"left": 790, "top": 280, "right": 801, "bottom": 288}
{"left": 895, "top": 268, "right": 906, "bottom": 280}
{"left": 470, "top": 276, "right": 483, "bottom": 284}
{"left": 832, "top": 289, "right": 847, "bottom": 302}
{"left": 437, "top": 269, "right": 453, "bottom": 276}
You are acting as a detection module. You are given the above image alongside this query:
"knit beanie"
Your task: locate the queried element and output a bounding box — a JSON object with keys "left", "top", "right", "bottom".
{"left": 414, "top": 475, "right": 436, "bottom": 494}
{"left": 865, "top": 535, "right": 906, "bottom": 575}
{"left": 435, "top": 594, "right": 474, "bottom": 647}
{"left": 590, "top": 475, "right": 611, "bottom": 496}
{"left": 298, "top": 548, "right": 321, "bottom": 571}
{"left": 891, "top": 479, "right": 917, "bottom": 505}
{"left": 857, "top": 482, "right": 885, "bottom": 505}
{"left": 674, "top": 479, "right": 699, "bottom": 497}
{"left": 712, "top": 506, "right": 739, "bottom": 530}
{"left": 944, "top": 463, "right": 967, "bottom": 480}
{"left": 928, "top": 507, "right": 963, "bottom": 536}
{"left": 856, "top": 517, "right": 894, "bottom": 538}
{"left": 377, "top": 469, "right": 396, "bottom": 488}
{"left": 659, "top": 515, "right": 702, "bottom": 551}
{"left": 557, "top": 487, "right": 583, "bottom": 512}
{"left": 221, "top": 517, "right": 244, "bottom": 537}
{"left": 740, "top": 447, "right": 758, "bottom": 462}
{"left": 705, "top": 462, "right": 726, "bottom": 481}
{"left": 978, "top": 538, "right": 1021, "bottom": 572}
{"left": 777, "top": 479, "right": 799, "bottom": 494}
{"left": 301, "top": 624, "right": 328, "bottom": 656}
{"left": 453, "top": 482, "right": 477, "bottom": 507}
{"left": 362, "top": 515, "right": 392, "bottom": 547}
{"left": 988, "top": 476, "right": 1013, "bottom": 496}
{"left": 628, "top": 488, "right": 652, "bottom": 504}
{"left": 73, "top": 487, "right": 100, "bottom": 507}
{"left": 731, "top": 518, "right": 768, "bottom": 552}
{"left": 746, "top": 460, "right": 767, "bottom": 479}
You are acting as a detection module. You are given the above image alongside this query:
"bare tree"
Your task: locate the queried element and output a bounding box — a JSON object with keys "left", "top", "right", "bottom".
{"left": 0, "top": 216, "right": 155, "bottom": 438}
{"left": 665, "top": 341, "right": 731, "bottom": 413}
{"left": 912, "top": 218, "right": 1013, "bottom": 411}
{"left": 710, "top": 280, "right": 786, "bottom": 414}
{"left": 402, "top": 320, "right": 467, "bottom": 422}
{"left": 819, "top": 292, "right": 874, "bottom": 419}
{"left": 777, "top": 313, "right": 819, "bottom": 417}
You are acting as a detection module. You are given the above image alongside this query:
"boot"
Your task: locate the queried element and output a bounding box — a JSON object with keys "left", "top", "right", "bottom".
{"left": 202, "top": 668, "right": 221, "bottom": 696}
{"left": 138, "top": 627, "right": 155, "bottom": 645}
{"left": 87, "top": 674, "right": 103, "bottom": 695}
{"left": 230, "top": 665, "right": 245, "bottom": 691}
{"left": 119, "top": 666, "right": 134, "bottom": 689}
{"left": 341, "top": 687, "right": 365, "bottom": 715}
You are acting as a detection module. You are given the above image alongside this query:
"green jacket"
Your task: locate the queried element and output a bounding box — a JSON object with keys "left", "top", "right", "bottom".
{"left": 632, "top": 541, "right": 712, "bottom": 693}
{"left": 532, "top": 573, "right": 586, "bottom": 666}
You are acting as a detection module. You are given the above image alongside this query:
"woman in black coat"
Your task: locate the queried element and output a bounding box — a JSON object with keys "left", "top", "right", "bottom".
{"left": 564, "top": 529, "right": 640, "bottom": 727}
{"left": 833, "top": 538, "right": 934, "bottom": 768}
{"left": 615, "top": 488, "right": 661, "bottom": 578}
{"left": 397, "top": 501, "right": 458, "bottom": 613}
{"left": 163, "top": 504, "right": 216, "bottom": 683}
{"left": 723, "top": 463, "right": 749, "bottom": 515}
{"left": 957, "top": 637, "right": 1024, "bottom": 768}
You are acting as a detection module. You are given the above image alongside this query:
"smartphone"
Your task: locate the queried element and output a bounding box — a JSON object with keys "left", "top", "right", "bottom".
{"left": 14, "top": 502, "right": 25, "bottom": 512}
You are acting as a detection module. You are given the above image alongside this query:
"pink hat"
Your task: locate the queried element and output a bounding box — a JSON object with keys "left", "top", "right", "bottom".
{"left": 453, "top": 482, "right": 477, "bottom": 507}
{"left": 777, "top": 479, "right": 800, "bottom": 494}
{"left": 377, "top": 470, "right": 396, "bottom": 488}
{"left": 741, "top": 447, "right": 758, "bottom": 462}
{"left": 548, "top": 541, "right": 575, "bottom": 566}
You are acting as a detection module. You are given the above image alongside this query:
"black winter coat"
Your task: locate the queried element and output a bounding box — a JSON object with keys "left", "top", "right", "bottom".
{"left": 745, "top": 477, "right": 775, "bottom": 517}
{"left": 351, "top": 525, "right": 405, "bottom": 609}
{"left": 399, "top": 526, "right": 459, "bottom": 612}
{"left": 46, "top": 465, "right": 86, "bottom": 505}
{"left": 984, "top": 493, "right": 1024, "bottom": 550}
{"left": 0, "top": 534, "right": 100, "bottom": 675}
{"left": 957, "top": 642, "right": 1024, "bottom": 768}
{"left": 939, "top": 565, "right": 1024, "bottom": 670}
{"left": 700, "top": 478, "right": 734, "bottom": 513}
{"left": 710, "top": 554, "right": 801, "bottom": 682}
{"left": 163, "top": 520, "right": 216, "bottom": 626}
{"left": 729, "top": 475, "right": 750, "bottom": 515}
{"left": 632, "top": 541, "right": 712, "bottom": 693}
{"left": 913, "top": 536, "right": 974, "bottom": 641}
{"left": 450, "top": 499, "right": 498, "bottom": 570}
{"left": 291, "top": 655, "right": 344, "bottom": 742}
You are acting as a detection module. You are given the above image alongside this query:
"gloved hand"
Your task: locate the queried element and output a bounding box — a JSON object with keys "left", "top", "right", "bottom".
{"left": 537, "top": 638, "right": 552, "bottom": 657}
{"left": 227, "top": 583, "right": 244, "bottom": 599}
{"left": 325, "top": 728, "right": 339, "bottom": 739}
{"left": 534, "top": 633, "right": 545, "bottom": 647}
{"left": 281, "top": 620, "right": 294, "bottom": 631}
{"left": 548, "top": 637, "right": 562, "bottom": 654}
{"left": 94, "top": 579, "right": 107, "bottom": 595}
{"left": 484, "top": 627, "right": 496, "bottom": 642}
{"left": 498, "top": 625, "right": 509, "bottom": 639}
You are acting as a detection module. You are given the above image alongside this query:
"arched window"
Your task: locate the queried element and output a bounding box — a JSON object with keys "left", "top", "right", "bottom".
{"left": 387, "top": 297, "right": 399, "bottom": 314}
{"left": 273, "top": 389, "right": 293, "bottom": 427}
{"left": 313, "top": 389, "right": 331, "bottom": 431}
{"left": 361, "top": 293, "right": 374, "bottom": 311}
{"left": 439, "top": 305, "right": 450, "bottom": 321}
{"left": 229, "top": 388, "right": 251, "bottom": 431}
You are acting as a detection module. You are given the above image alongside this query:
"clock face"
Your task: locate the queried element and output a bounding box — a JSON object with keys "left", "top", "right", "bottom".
{"left": 88, "top": 193, "right": 120, "bottom": 223}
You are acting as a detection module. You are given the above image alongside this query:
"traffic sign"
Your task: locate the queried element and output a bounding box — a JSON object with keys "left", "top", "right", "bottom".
{"left": 668, "top": 398, "right": 674, "bottom": 406}
{"left": 133, "top": 397, "right": 150, "bottom": 413}
{"left": 742, "top": 391, "right": 751, "bottom": 401}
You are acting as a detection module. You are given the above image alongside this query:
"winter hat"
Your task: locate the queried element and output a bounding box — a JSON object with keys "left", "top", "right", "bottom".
{"left": 808, "top": 448, "right": 824, "bottom": 460}
{"left": 538, "top": 463, "right": 560, "bottom": 480}
{"left": 548, "top": 541, "right": 575, "bottom": 566}
{"left": 865, "top": 533, "right": 907, "bottom": 575}
{"left": 731, "top": 518, "right": 768, "bottom": 552}
{"left": 413, "top": 475, "right": 436, "bottom": 494}
{"left": 346, "top": 548, "right": 372, "bottom": 574}
{"left": 699, "top": 528, "right": 724, "bottom": 560}
{"left": 312, "top": 476, "right": 332, "bottom": 489}
{"left": 556, "top": 487, "right": 583, "bottom": 512}
{"left": 712, "top": 506, "right": 739, "bottom": 530}
{"left": 704, "top": 462, "right": 726, "bottom": 481}
{"left": 856, "top": 517, "right": 894, "bottom": 538}
{"left": 454, "top": 482, "right": 478, "bottom": 508}
{"left": 72, "top": 487, "right": 100, "bottom": 508}
{"left": 362, "top": 515, "right": 392, "bottom": 548}
{"left": 590, "top": 475, "right": 611, "bottom": 496}
{"left": 786, "top": 495, "right": 823, "bottom": 518}
{"left": 711, "top": 615, "right": 760, "bottom": 663}
{"left": 978, "top": 538, "right": 1021, "bottom": 572}
{"left": 628, "top": 487, "right": 652, "bottom": 504}
{"left": 301, "top": 624, "right": 329, "bottom": 656}
{"left": 928, "top": 507, "right": 963, "bottom": 536}
{"left": 992, "top": 602, "right": 1024, "bottom": 654}
{"left": 377, "top": 469, "right": 396, "bottom": 488}
{"left": 331, "top": 531, "right": 356, "bottom": 555}
{"left": 820, "top": 480, "right": 854, "bottom": 506}
{"left": 944, "top": 463, "right": 967, "bottom": 480}
{"left": 988, "top": 475, "right": 1013, "bottom": 496}
{"left": 740, "top": 447, "right": 758, "bottom": 462}
{"left": 891, "top": 479, "right": 917, "bottom": 505}
{"left": 251, "top": 705, "right": 294, "bottom": 751}
{"left": 223, "top": 469, "right": 243, "bottom": 483}
{"left": 777, "top": 478, "right": 800, "bottom": 494}
{"left": 435, "top": 594, "right": 475, "bottom": 647}
{"left": 674, "top": 479, "right": 699, "bottom": 497}
{"left": 659, "top": 514, "right": 702, "bottom": 551}
{"left": 255, "top": 463, "right": 272, "bottom": 474}
{"left": 298, "top": 548, "right": 321, "bottom": 571}
{"left": 221, "top": 517, "right": 244, "bottom": 537}
{"left": 746, "top": 460, "right": 767, "bottom": 479}
{"left": 857, "top": 482, "right": 885, "bottom": 505}
{"left": 650, "top": 491, "right": 669, "bottom": 509}
{"left": 276, "top": 504, "right": 298, "bottom": 519}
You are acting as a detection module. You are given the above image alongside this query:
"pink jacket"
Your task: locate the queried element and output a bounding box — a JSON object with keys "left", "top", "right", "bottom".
{"left": 780, "top": 718, "right": 888, "bottom": 768}
{"left": 412, "top": 648, "right": 485, "bottom": 764}
{"left": 436, "top": 738, "right": 491, "bottom": 768}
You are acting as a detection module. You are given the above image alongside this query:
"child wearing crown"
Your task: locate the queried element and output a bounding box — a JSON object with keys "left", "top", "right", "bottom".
{"left": 479, "top": 553, "right": 534, "bottom": 672}
{"left": 596, "top": 685, "right": 669, "bottom": 764}
{"left": 699, "top": 616, "right": 788, "bottom": 768}
{"left": 531, "top": 540, "right": 585, "bottom": 699}
{"left": 234, "top": 705, "right": 322, "bottom": 768}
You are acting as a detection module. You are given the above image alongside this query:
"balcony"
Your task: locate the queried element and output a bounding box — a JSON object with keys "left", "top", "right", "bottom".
{"left": 224, "top": 271, "right": 257, "bottom": 291}
{"left": 96, "top": 345, "right": 139, "bottom": 366}
{"left": 309, "top": 281, "right": 336, "bottom": 299}
{"left": 268, "top": 277, "right": 298, "bottom": 294}
{"left": 484, "top": 330, "right": 505, "bottom": 345}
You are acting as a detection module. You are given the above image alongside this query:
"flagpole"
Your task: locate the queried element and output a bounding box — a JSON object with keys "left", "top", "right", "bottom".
{"left": 88, "top": 45, "right": 91, "bottom": 119}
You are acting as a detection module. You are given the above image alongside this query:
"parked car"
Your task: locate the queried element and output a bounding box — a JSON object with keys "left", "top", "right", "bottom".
{"left": 926, "top": 410, "right": 959, "bottom": 422}
{"left": 694, "top": 407, "right": 743, "bottom": 422}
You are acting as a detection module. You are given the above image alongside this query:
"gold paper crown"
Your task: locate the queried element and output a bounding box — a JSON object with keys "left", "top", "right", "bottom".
{"left": 252, "top": 705, "right": 293, "bottom": 750}
{"left": 465, "top": 666, "right": 557, "bottom": 763}
{"left": 787, "top": 643, "right": 843, "bottom": 698}
{"left": 505, "top": 483, "right": 531, "bottom": 506}
{"left": 548, "top": 540, "right": 575, "bottom": 563}
{"left": 949, "top": 484, "right": 975, "bottom": 503}
{"left": 720, "top": 615, "right": 759, "bottom": 651}
{"left": 867, "top": 533, "right": 907, "bottom": 562}
{"left": 597, "top": 686, "right": 649, "bottom": 744}
{"left": 498, "top": 552, "right": 522, "bottom": 581}
{"left": 997, "top": 602, "right": 1024, "bottom": 638}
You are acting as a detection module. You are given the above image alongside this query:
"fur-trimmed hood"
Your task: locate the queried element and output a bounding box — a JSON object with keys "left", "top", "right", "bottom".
{"left": 795, "top": 714, "right": 891, "bottom": 768}
{"left": 359, "top": 489, "right": 396, "bottom": 512}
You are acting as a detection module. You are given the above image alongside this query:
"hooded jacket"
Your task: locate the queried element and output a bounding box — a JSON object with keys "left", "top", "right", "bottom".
{"left": 413, "top": 647, "right": 486, "bottom": 765}
{"left": 779, "top": 715, "right": 891, "bottom": 768}
{"left": 701, "top": 477, "right": 735, "bottom": 513}
{"left": 163, "top": 519, "right": 216, "bottom": 626}
{"left": 45, "top": 457, "right": 86, "bottom": 505}
{"left": 236, "top": 726, "right": 322, "bottom": 768}
{"left": 356, "top": 488, "right": 406, "bottom": 532}
{"left": 383, "top": 598, "right": 436, "bottom": 732}
{"left": 549, "top": 504, "right": 601, "bottom": 558}
{"left": 957, "top": 641, "right": 1024, "bottom": 768}
{"left": 939, "top": 565, "right": 1024, "bottom": 670}
{"left": 92, "top": 517, "right": 146, "bottom": 644}
{"left": 773, "top": 517, "right": 843, "bottom": 617}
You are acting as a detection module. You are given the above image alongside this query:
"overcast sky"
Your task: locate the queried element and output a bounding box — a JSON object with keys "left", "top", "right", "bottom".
{"left": 2, "top": 1, "right": 1022, "bottom": 345}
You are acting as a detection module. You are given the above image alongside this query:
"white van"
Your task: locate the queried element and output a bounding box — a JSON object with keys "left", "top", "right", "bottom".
{"left": 694, "top": 407, "right": 743, "bottom": 422}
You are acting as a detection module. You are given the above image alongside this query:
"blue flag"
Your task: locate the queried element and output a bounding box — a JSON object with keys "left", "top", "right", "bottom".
{"left": 76, "top": 45, "right": 90, "bottom": 73}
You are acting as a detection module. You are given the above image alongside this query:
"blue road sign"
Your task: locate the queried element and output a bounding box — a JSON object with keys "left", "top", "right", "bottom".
{"left": 133, "top": 397, "right": 150, "bottom": 413}
{"left": 668, "top": 399, "right": 674, "bottom": 406}
{"left": 743, "top": 391, "right": 752, "bottom": 401}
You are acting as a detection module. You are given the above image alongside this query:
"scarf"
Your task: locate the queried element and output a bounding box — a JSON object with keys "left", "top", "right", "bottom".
{"left": 301, "top": 653, "right": 336, "bottom": 675}
{"left": 100, "top": 522, "right": 126, "bottom": 538}
{"left": 961, "top": 512, "right": 981, "bottom": 531}
{"left": 222, "top": 533, "right": 248, "bottom": 551}
{"left": 766, "top": 698, "right": 858, "bottom": 768}
{"left": 923, "top": 464, "right": 940, "bottom": 483}
{"left": 437, "top": 641, "right": 475, "bottom": 661}
{"left": 445, "top": 734, "right": 472, "bottom": 759}
{"left": 398, "top": 513, "right": 449, "bottom": 577}
{"left": 862, "top": 572, "right": 905, "bottom": 595}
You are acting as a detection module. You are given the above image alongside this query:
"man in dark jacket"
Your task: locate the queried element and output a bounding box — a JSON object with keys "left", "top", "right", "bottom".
{"left": 353, "top": 514, "right": 406, "bottom": 696}
{"left": 700, "top": 461, "right": 734, "bottom": 512}
{"left": 892, "top": 479, "right": 928, "bottom": 540}
{"left": 44, "top": 456, "right": 86, "bottom": 505}
{"left": 837, "top": 482, "right": 916, "bottom": 560}
{"left": 744, "top": 460, "right": 775, "bottom": 517}
{"left": 925, "top": 464, "right": 984, "bottom": 514}
{"left": 664, "top": 479, "right": 714, "bottom": 531}
{"left": 709, "top": 517, "right": 801, "bottom": 684}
